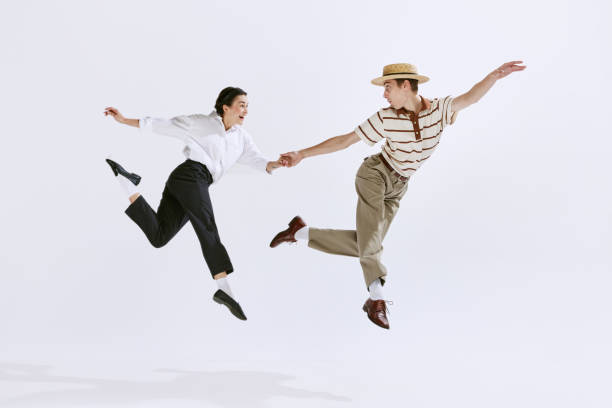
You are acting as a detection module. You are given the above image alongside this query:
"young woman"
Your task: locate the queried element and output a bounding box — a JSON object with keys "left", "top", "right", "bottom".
{"left": 104, "top": 87, "right": 285, "bottom": 321}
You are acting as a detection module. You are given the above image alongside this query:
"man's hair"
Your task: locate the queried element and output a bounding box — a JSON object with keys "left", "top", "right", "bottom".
{"left": 215, "top": 87, "right": 247, "bottom": 117}
{"left": 395, "top": 78, "right": 419, "bottom": 92}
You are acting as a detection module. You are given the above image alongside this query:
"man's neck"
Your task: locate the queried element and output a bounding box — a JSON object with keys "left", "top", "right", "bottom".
{"left": 402, "top": 94, "right": 422, "bottom": 113}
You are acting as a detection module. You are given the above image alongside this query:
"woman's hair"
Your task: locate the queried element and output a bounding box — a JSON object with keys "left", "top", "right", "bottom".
{"left": 215, "top": 87, "right": 247, "bottom": 116}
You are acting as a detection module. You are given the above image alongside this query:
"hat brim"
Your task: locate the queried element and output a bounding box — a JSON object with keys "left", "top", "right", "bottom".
{"left": 371, "top": 74, "right": 430, "bottom": 86}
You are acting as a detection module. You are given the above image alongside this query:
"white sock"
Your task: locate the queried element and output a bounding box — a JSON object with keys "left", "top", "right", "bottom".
{"left": 368, "top": 278, "right": 384, "bottom": 300}
{"left": 117, "top": 174, "right": 139, "bottom": 198}
{"left": 294, "top": 226, "right": 309, "bottom": 241}
{"left": 216, "top": 276, "right": 234, "bottom": 298}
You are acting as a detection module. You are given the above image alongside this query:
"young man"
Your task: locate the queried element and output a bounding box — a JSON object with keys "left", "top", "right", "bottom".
{"left": 104, "top": 87, "right": 285, "bottom": 321}
{"left": 270, "top": 61, "right": 526, "bottom": 329}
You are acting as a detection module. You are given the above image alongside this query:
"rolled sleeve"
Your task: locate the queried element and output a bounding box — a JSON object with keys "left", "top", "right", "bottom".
{"left": 355, "top": 110, "right": 386, "bottom": 146}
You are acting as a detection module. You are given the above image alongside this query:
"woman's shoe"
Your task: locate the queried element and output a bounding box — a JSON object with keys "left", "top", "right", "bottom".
{"left": 213, "top": 290, "right": 247, "bottom": 321}
{"left": 105, "top": 159, "right": 141, "bottom": 185}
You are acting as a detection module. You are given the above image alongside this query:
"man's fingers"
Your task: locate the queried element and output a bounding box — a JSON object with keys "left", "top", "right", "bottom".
{"left": 501, "top": 61, "right": 523, "bottom": 68}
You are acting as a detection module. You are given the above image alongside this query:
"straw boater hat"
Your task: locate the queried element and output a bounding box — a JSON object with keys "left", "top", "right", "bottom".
{"left": 371, "top": 63, "right": 430, "bottom": 86}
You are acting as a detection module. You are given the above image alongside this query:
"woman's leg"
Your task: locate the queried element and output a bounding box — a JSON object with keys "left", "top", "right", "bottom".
{"left": 169, "top": 178, "right": 234, "bottom": 277}
{"left": 125, "top": 185, "right": 189, "bottom": 248}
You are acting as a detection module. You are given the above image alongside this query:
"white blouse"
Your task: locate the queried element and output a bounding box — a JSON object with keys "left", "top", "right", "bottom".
{"left": 140, "top": 111, "right": 270, "bottom": 183}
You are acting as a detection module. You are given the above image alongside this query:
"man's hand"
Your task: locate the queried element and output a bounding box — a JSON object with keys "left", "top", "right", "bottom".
{"left": 490, "top": 61, "right": 526, "bottom": 80}
{"left": 104, "top": 107, "right": 126, "bottom": 123}
{"left": 279, "top": 151, "right": 304, "bottom": 167}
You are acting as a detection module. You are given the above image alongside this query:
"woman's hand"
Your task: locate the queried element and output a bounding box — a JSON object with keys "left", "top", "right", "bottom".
{"left": 266, "top": 159, "right": 286, "bottom": 173}
{"left": 104, "top": 107, "right": 126, "bottom": 124}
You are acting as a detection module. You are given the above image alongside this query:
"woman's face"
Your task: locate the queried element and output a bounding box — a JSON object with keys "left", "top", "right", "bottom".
{"left": 223, "top": 95, "right": 249, "bottom": 127}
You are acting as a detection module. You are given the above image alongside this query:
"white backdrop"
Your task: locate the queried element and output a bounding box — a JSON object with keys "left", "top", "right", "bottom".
{"left": 1, "top": 0, "right": 610, "bottom": 407}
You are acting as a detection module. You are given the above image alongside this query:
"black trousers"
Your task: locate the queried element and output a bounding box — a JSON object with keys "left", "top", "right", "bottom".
{"left": 125, "top": 160, "right": 233, "bottom": 277}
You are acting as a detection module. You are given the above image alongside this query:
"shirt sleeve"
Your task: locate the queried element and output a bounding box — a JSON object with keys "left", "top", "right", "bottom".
{"left": 354, "top": 110, "right": 386, "bottom": 146}
{"left": 440, "top": 96, "right": 458, "bottom": 129}
{"left": 139, "top": 115, "right": 193, "bottom": 142}
{"left": 237, "top": 132, "right": 270, "bottom": 174}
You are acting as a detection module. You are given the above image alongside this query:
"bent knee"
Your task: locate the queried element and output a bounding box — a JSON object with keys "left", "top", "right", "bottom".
{"left": 150, "top": 238, "right": 169, "bottom": 249}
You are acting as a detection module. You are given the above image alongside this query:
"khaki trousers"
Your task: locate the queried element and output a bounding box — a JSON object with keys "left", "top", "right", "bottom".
{"left": 308, "top": 154, "right": 408, "bottom": 288}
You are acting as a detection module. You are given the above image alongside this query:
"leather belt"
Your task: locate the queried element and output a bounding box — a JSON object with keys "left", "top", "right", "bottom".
{"left": 378, "top": 154, "right": 408, "bottom": 182}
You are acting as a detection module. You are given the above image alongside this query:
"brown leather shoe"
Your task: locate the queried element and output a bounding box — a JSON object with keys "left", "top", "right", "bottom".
{"left": 362, "top": 298, "right": 390, "bottom": 329}
{"left": 269, "top": 216, "right": 306, "bottom": 248}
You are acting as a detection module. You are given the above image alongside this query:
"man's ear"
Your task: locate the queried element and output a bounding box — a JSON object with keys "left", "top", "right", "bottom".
{"left": 223, "top": 105, "right": 229, "bottom": 115}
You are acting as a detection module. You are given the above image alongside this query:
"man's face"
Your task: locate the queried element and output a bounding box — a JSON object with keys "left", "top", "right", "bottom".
{"left": 383, "top": 79, "right": 412, "bottom": 108}
{"left": 224, "top": 95, "right": 249, "bottom": 125}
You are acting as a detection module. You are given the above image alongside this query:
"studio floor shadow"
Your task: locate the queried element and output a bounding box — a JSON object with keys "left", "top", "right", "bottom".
{"left": 0, "top": 362, "right": 351, "bottom": 407}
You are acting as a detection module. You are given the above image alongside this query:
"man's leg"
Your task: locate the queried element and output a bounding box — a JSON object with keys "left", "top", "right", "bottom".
{"left": 379, "top": 178, "right": 408, "bottom": 245}
{"left": 307, "top": 228, "right": 359, "bottom": 257}
{"left": 355, "top": 173, "right": 389, "bottom": 289}
{"left": 354, "top": 166, "right": 400, "bottom": 329}
{"left": 124, "top": 185, "right": 189, "bottom": 248}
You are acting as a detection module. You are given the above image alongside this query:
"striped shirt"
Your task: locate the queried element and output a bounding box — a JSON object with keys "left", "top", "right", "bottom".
{"left": 355, "top": 96, "right": 457, "bottom": 177}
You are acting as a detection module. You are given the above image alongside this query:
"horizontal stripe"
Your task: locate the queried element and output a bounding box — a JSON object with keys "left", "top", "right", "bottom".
{"left": 418, "top": 104, "right": 440, "bottom": 120}
{"left": 387, "top": 132, "right": 440, "bottom": 145}
{"left": 383, "top": 124, "right": 442, "bottom": 142}
{"left": 382, "top": 106, "right": 440, "bottom": 121}
{"left": 384, "top": 147, "right": 434, "bottom": 164}
{"left": 422, "top": 118, "right": 442, "bottom": 129}
{"left": 385, "top": 139, "right": 440, "bottom": 154}
{"left": 422, "top": 140, "right": 440, "bottom": 151}
{"left": 387, "top": 133, "right": 440, "bottom": 144}
{"left": 382, "top": 118, "right": 441, "bottom": 134}
{"left": 384, "top": 127, "right": 417, "bottom": 133}
{"left": 380, "top": 103, "right": 440, "bottom": 120}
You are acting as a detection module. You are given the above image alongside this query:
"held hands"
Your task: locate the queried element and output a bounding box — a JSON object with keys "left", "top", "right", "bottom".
{"left": 279, "top": 151, "right": 304, "bottom": 167}
{"left": 491, "top": 61, "right": 526, "bottom": 80}
{"left": 266, "top": 151, "right": 304, "bottom": 173}
{"left": 104, "top": 107, "right": 126, "bottom": 124}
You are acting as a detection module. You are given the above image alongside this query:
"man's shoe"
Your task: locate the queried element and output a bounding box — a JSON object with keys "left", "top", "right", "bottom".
{"left": 213, "top": 290, "right": 247, "bottom": 321}
{"left": 105, "top": 158, "right": 141, "bottom": 185}
{"left": 362, "top": 298, "right": 390, "bottom": 329}
{"left": 269, "top": 216, "right": 306, "bottom": 248}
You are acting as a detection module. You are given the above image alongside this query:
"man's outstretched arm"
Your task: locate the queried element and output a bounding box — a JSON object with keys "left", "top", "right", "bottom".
{"left": 451, "top": 61, "right": 526, "bottom": 113}
{"left": 280, "top": 132, "right": 361, "bottom": 167}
